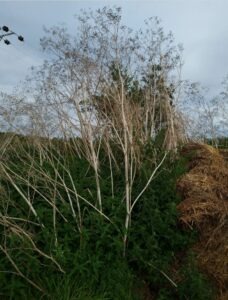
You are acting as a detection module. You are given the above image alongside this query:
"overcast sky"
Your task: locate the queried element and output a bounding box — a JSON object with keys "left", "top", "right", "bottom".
{"left": 0, "top": 0, "right": 228, "bottom": 96}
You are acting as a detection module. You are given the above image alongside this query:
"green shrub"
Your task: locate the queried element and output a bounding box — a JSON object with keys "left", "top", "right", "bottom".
{"left": 0, "top": 138, "right": 214, "bottom": 299}
{"left": 177, "top": 254, "right": 215, "bottom": 300}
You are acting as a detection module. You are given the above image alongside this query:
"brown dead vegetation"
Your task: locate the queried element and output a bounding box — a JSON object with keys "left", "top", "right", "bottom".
{"left": 177, "top": 143, "right": 228, "bottom": 300}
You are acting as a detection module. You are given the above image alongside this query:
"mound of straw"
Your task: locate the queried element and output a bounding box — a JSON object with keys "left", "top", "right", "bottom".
{"left": 177, "top": 143, "right": 228, "bottom": 299}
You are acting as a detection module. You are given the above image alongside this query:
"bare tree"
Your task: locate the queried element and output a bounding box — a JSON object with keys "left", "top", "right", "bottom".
{"left": 181, "top": 80, "right": 228, "bottom": 145}
{"left": 0, "top": 7, "right": 186, "bottom": 254}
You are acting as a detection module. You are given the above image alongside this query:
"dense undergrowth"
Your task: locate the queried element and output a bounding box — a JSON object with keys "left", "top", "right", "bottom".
{"left": 0, "top": 134, "right": 215, "bottom": 299}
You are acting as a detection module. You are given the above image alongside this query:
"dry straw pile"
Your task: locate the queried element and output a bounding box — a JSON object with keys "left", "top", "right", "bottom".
{"left": 177, "top": 143, "right": 228, "bottom": 300}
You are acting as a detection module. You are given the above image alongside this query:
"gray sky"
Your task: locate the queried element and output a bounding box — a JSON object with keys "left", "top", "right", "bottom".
{"left": 0, "top": 0, "right": 228, "bottom": 96}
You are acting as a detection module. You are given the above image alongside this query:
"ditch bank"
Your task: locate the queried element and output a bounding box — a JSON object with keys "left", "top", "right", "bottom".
{"left": 177, "top": 143, "right": 228, "bottom": 300}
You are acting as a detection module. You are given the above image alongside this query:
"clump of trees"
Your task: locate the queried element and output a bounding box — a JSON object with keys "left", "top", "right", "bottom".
{"left": 0, "top": 7, "right": 187, "bottom": 254}
{"left": 1, "top": 7, "right": 185, "bottom": 144}
{"left": 0, "top": 7, "right": 218, "bottom": 299}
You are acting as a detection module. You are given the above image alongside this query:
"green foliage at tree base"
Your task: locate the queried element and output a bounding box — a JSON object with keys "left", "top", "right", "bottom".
{"left": 0, "top": 138, "right": 215, "bottom": 299}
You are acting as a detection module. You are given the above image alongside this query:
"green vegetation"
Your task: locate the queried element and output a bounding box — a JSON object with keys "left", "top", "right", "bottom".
{"left": 0, "top": 6, "right": 221, "bottom": 300}
{"left": 0, "top": 135, "right": 214, "bottom": 299}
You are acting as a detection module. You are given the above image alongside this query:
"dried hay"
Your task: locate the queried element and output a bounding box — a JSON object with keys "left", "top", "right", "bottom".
{"left": 177, "top": 143, "right": 228, "bottom": 299}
